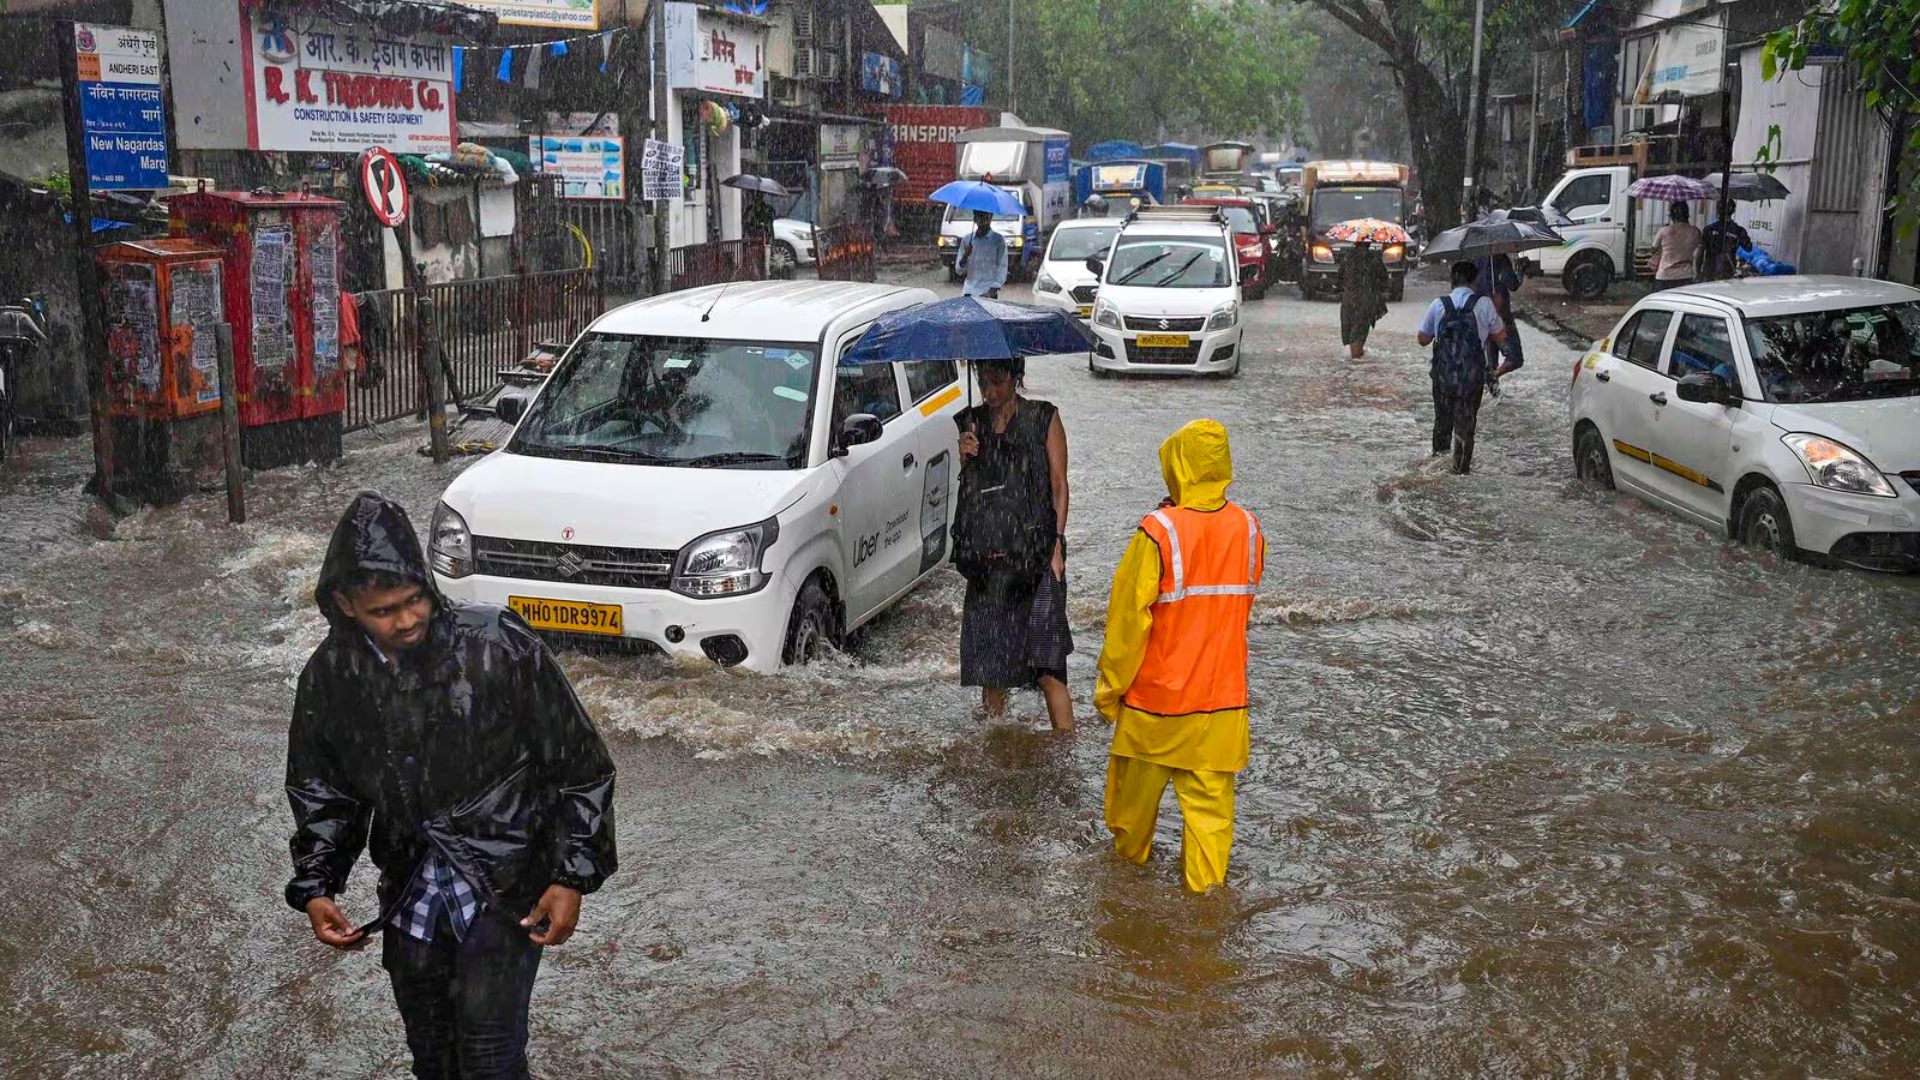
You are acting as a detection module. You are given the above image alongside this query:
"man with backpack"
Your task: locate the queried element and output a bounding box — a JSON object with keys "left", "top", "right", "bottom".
{"left": 1418, "top": 260, "right": 1508, "bottom": 475}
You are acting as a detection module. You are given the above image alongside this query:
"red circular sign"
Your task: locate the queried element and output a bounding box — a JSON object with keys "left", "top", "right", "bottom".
{"left": 359, "top": 148, "right": 410, "bottom": 229}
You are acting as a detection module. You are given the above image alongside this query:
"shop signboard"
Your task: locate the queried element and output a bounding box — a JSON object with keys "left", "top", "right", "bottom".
{"left": 243, "top": 8, "right": 456, "bottom": 154}
{"left": 75, "top": 24, "right": 169, "bottom": 190}
{"left": 861, "top": 52, "right": 902, "bottom": 99}
{"left": 531, "top": 134, "right": 626, "bottom": 200}
{"left": 664, "top": 3, "right": 767, "bottom": 99}
{"left": 820, "top": 124, "right": 864, "bottom": 172}
{"left": 458, "top": 0, "right": 599, "bottom": 30}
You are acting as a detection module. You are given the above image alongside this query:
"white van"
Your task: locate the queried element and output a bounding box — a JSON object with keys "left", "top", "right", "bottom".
{"left": 428, "top": 281, "right": 964, "bottom": 671}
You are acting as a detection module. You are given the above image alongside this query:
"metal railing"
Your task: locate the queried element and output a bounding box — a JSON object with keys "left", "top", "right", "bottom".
{"left": 816, "top": 223, "right": 876, "bottom": 282}
{"left": 667, "top": 239, "right": 767, "bottom": 292}
{"left": 343, "top": 268, "right": 603, "bottom": 433}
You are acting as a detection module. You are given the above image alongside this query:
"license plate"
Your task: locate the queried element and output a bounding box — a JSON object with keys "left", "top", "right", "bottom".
{"left": 1136, "top": 333, "right": 1190, "bottom": 348}
{"left": 1077, "top": 305, "right": 1093, "bottom": 318}
{"left": 508, "top": 596, "right": 625, "bottom": 636}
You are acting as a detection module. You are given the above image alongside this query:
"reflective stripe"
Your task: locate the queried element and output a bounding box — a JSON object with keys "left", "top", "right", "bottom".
{"left": 1244, "top": 507, "right": 1260, "bottom": 582}
{"left": 1150, "top": 509, "right": 1184, "bottom": 597}
{"left": 1151, "top": 506, "right": 1259, "bottom": 605}
{"left": 1181, "top": 584, "right": 1257, "bottom": 597}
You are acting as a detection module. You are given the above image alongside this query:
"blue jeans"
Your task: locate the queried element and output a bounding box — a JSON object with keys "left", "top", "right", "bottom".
{"left": 383, "top": 909, "right": 544, "bottom": 1079}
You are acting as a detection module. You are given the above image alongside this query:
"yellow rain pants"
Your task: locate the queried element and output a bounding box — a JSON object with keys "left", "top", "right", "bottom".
{"left": 1104, "top": 755, "right": 1236, "bottom": 893}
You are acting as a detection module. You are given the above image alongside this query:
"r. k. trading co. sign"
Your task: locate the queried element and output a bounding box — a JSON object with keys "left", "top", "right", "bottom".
{"left": 242, "top": 8, "right": 456, "bottom": 154}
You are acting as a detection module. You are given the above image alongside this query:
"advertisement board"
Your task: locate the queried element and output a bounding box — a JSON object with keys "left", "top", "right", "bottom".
{"left": 531, "top": 135, "right": 626, "bottom": 200}
{"left": 1043, "top": 137, "right": 1071, "bottom": 184}
{"left": 861, "top": 52, "right": 902, "bottom": 99}
{"left": 820, "top": 124, "right": 865, "bottom": 172}
{"left": 664, "top": 3, "right": 767, "bottom": 99}
{"left": 76, "top": 24, "right": 168, "bottom": 190}
{"left": 869, "top": 105, "right": 995, "bottom": 203}
{"left": 641, "top": 139, "right": 685, "bottom": 201}
{"left": 243, "top": 8, "right": 456, "bottom": 154}
{"left": 458, "top": 0, "right": 598, "bottom": 30}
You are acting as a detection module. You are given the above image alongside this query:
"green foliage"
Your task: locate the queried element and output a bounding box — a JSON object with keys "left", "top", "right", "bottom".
{"left": 1763, "top": 0, "right": 1920, "bottom": 224}
{"left": 39, "top": 170, "right": 71, "bottom": 199}
{"left": 948, "top": 0, "right": 1313, "bottom": 149}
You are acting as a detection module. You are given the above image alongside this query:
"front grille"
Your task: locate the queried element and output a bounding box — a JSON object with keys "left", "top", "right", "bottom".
{"left": 473, "top": 535, "right": 677, "bottom": 590}
{"left": 1123, "top": 315, "right": 1204, "bottom": 332}
{"left": 1070, "top": 284, "right": 1099, "bottom": 304}
{"left": 1125, "top": 342, "right": 1202, "bottom": 365}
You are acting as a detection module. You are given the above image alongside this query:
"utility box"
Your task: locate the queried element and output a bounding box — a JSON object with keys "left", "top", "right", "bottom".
{"left": 170, "top": 192, "right": 347, "bottom": 469}
{"left": 94, "top": 238, "right": 229, "bottom": 503}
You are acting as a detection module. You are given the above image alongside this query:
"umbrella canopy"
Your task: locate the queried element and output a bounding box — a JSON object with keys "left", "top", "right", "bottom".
{"left": 841, "top": 296, "right": 1095, "bottom": 367}
{"left": 1491, "top": 204, "right": 1576, "bottom": 230}
{"left": 1704, "top": 171, "right": 1791, "bottom": 202}
{"left": 1625, "top": 175, "right": 1717, "bottom": 202}
{"left": 1324, "top": 218, "right": 1411, "bottom": 244}
{"left": 928, "top": 180, "right": 1025, "bottom": 217}
{"left": 865, "top": 167, "right": 909, "bottom": 187}
{"left": 722, "top": 173, "right": 790, "bottom": 197}
{"left": 1420, "top": 217, "right": 1564, "bottom": 261}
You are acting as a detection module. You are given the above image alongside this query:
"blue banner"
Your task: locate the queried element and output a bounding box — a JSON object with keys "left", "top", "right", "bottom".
{"left": 76, "top": 25, "right": 168, "bottom": 191}
{"left": 861, "top": 52, "right": 902, "bottom": 99}
{"left": 1043, "top": 138, "right": 1070, "bottom": 184}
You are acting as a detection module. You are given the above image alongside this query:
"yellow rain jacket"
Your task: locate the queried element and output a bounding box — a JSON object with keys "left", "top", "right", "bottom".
{"left": 1095, "top": 419, "right": 1264, "bottom": 773}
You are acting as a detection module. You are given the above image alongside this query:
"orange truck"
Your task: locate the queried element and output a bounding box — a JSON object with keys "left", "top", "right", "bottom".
{"left": 1299, "top": 160, "right": 1411, "bottom": 301}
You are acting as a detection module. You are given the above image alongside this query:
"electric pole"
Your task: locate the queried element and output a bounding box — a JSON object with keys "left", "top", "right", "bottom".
{"left": 1007, "top": 0, "right": 1015, "bottom": 117}
{"left": 651, "top": 0, "right": 671, "bottom": 294}
{"left": 1461, "top": 0, "right": 1486, "bottom": 223}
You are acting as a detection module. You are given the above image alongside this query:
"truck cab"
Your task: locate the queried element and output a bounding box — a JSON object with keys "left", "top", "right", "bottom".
{"left": 1074, "top": 159, "right": 1167, "bottom": 217}
{"left": 1298, "top": 160, "right": 1410, "bottom": 301}
{"left": 939, "top": 125, "right": 1074, "bottom": 280}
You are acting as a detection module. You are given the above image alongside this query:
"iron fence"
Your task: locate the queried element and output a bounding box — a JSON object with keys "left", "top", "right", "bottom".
{"left": 342, "top": 268, "right": 603, "bottom": 433}
{"left": 667, "top": 239, "right": 768, "bottom": 292}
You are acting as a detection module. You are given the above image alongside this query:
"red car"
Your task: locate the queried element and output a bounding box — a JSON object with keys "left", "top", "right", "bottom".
{"left": 1181, "top": 197, "right": 1271, "bottom": 299}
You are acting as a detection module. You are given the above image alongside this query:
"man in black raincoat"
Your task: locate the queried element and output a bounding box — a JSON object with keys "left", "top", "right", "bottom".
{"left": 285, "top": 491, "right": 618, "bottom": 1078}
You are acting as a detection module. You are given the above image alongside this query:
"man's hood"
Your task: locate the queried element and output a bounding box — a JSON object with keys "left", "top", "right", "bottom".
{"left": 1159, "top": 419, "right": 1233, "bottom": 510}
{"left": 315, "top": 490, "right": 441, "bottom": 628}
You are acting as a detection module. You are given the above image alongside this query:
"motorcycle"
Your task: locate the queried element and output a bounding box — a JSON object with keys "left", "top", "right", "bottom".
{"left": 0, "top": 297, "right": 49, "bottom": 465}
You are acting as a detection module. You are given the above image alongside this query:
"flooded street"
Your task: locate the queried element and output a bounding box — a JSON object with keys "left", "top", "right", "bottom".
{"left": 4, "top": 266, "right": 1920, "bottom": 1077}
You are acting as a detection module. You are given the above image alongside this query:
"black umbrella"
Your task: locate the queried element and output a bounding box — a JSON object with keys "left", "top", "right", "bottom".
{"left": 722, "top": 173, "right": 791, "bottom": 197}
{"left": 1421, "top": 217, "right": 1564, "bottom": 261}
{"left": 1490, "top": 204, "right": 1576, "bottom": 230}
{"left": 1704, "top": 171, "right": 1791, "bottom": 202}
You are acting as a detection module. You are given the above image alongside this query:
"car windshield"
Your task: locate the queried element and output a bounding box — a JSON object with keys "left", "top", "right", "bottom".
{"left": 1743, "top": 302, "right": 1920, "bottom": 404}
{"left": 944, "top": 199, "right": 1023, "bottom": 224}
{"left": 1215, "top": 206, "right": 1259, "bottom": 235}
{"left": 1312, "top": 187, "right": 1404, "bottom": 228}
{"left": 1106, "top": 236, "right": 1230, "bottom": 288}
{"left": 1048, "top": 226, "right": 1119, "bottom": 261}
{"left": 509, "top": 333, "right": 818, "bottom": 469}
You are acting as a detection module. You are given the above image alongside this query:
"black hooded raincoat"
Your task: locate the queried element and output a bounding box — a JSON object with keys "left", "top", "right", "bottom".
{"left": 285, "top": 492, "right": 618, "bottom": 930}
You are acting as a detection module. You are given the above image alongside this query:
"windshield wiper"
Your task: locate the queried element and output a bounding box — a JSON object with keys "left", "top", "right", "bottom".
{"left": 519, "top": 443, "right": 673, "bottom": 464}
{"left": 1153, "top": 251, "right": 1208, "bottom": 286}
{"left": 678, "top": 451, "right": 793, "bottom": 468}
{"left": 1113, "top": 251, "right": 1172, "bottom": 285}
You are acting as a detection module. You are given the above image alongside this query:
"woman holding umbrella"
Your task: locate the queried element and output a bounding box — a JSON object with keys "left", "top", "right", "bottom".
{"left": 1653, "top": 202, "right": 1705, "bottom": 290}
{"left": 1338, "top": 240, "right": 1391, "bottom": 359}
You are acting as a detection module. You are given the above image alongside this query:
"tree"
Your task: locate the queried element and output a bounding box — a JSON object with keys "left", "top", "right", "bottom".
{"left": 1764, "top": 0, "right": 1920, "bottom": 247}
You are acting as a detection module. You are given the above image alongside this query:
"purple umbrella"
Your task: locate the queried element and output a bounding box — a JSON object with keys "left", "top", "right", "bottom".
{"left": 1625, "top": 175, "right": 1716, "bottom": 202}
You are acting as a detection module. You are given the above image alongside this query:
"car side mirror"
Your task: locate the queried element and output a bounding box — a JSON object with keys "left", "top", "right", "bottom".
{"left": 1084, "top": 256, "right": 1104, "bottom": 278}
{"left": 496, "top": 394, "right": 529, "bottom": 424}
{"left": 839, "top": 412, "right": 883, "bottom": 451}
{"left": 1675, "top": 372, "right": 1733, "bottom": 406}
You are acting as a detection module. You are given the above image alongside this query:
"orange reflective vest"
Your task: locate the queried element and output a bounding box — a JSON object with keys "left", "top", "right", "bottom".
{"left": 1122, "top": 503, "right": 1263, "bottom": 717}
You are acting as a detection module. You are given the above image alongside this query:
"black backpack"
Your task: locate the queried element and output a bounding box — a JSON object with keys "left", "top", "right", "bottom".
{"left": 1434, "top": 294, "right": 1485, "bottom": 395}
{"left": 952, "top": 406, "right": 1055, "bottom": 593}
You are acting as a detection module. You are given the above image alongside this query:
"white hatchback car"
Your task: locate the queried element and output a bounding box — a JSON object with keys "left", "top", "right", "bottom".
{"left": 1569, "top": 275, "right": 1920, "bottom": 570}
{"left": 430, "top": 281, "right": 967, "bottom": 670}
{"left": 1086, "top": 206, "right": 1243, "bottom": 377}
{"left": 1032, "top": 218, "right": 1123, "bottom": 320}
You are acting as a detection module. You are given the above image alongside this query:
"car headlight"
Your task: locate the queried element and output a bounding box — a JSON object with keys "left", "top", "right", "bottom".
{"left": 1311, "top": 244, "right": 1334, "bottom": 263}
{"left": 1008, "top": 236, "right": 1024, "bottom": 249}
{"left": 795, "top": 226, "right": 814, "bottom": 240}
{"left": 1781, "top": 434, "right": 1897, "bottom": 498}
{"left": 429, "top": 502, "right": 472, "bottom": 578}
{"left": 1383, "top": 243, "right": 1405, "bottom": 262}
{"left": 1206, "top": 301, "right": 1238, "bottom": 331}
{"left": 937, "top": 236, "right": 956, "bottom": 247}
{"left": 1094, "top": 301, "right": 1122, "bottom": 329}
{"left": 672, "top": 518, "right": 781, "bottom": 597}
{"left": 1036, "top": 272, "right": 1061, "bottom": 293}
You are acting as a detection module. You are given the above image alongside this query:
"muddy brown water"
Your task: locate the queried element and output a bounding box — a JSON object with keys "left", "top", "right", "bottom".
{"left": 3, "top": 270, "right": 1918, "bottom": 1077}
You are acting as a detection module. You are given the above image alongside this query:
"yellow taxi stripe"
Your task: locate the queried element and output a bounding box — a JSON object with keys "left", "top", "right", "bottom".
{"left": 1612, "top": 439, "right": 1651, "bottom": 463}
{"left": 919, "top": 383, "right": 963, "bottom": 417}
{"left": 1652, "top": 453, "right": 1722, "bottom": 492}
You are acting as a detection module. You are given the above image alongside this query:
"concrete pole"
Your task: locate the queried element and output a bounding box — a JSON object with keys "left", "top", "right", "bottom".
{"left": 1461, "top": 0, "right": 1486, "bottom": 222}
{"left": 651, "top": 0, "right": 672, "bottom": 294}
{"left": 1007, "top": 0, "right": 1015, "bottom": 116}
{"left": 215, "top": 324, "right": 245, "bottom": 524}
{"left": 1526, "top": 51, "right": 1541, "bottom": 198}
{"left": 53, "top": 20, "right": 116, "bottom": 508}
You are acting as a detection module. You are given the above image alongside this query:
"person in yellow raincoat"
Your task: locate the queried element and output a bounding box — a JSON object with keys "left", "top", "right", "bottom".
{"left": 1095, "top": 419, "right": 1264, "bottom": 892}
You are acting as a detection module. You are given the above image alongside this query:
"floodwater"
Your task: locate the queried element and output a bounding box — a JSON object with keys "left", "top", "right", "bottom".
{"left": 4, "top": 267, "right": 1919, "bottom": 1077}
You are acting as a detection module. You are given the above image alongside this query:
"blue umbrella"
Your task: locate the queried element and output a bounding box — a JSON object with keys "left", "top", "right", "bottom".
{"left": 842, "top": 295, "right": 1095, "bottom": 413}
{"left": 928, "top": 180, "right": 1025, "bottom": 217}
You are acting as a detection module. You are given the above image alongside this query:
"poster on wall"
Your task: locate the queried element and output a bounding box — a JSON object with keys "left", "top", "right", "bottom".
{"left": 75, "top": 24, "right": 169, "bottom": 190}
{"left": 861, "top": 53, "right": 902, "bottom": 99}
{"left": 531, "top": 135, "right": 626, "bottom": 200}
{"left": 169, "top": 264, "right": 224, "bottom": 404}
{"left": 820, "top": 124, "right": 864, "bottom": 171}
{"left": 459, "top": 0, "right": 598, "bottom": 30}
{"left": 244, "top": 8, "right": 456, "bottom": 154}
{"left": 103, "top": 262, "right": 159, "bottom": 393}
{"left": 641, "top": 139, "right": 685, "bottom": 201}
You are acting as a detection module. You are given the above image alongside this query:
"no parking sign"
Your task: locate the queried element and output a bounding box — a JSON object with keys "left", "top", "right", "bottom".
{"left": 359, "top": 148, "right": 410, "bottom": 229}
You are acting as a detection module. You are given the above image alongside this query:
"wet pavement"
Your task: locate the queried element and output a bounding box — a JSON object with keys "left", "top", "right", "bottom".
{"left": 4, "top": 265, "right": 1920, "bottom": 1077}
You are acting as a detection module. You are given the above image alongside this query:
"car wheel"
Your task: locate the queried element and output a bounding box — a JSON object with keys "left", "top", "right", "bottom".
{"left": 781, "top": 576, "right": 841, "bottom": 665}
{"left": 1738, "top": 485, "right": 1800, "bottom": 561}
{"left": 1574, "top": 425, "right": 1614, "bottom": 490}
{"left": 770, "top": 241, "right": 798, "bottom": 278}
{"left": 1248, "top": 278, "right": 1268, "bottom": 301}
{"left": 1562, "top": 252, "right": 1613, "bottom": 301}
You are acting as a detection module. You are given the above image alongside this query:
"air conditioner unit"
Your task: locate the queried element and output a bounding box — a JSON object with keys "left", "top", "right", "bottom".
{"left": 793, "top": 9, "right": 814, "bottom": 39}
{"left": 1619, "top": 105, "right": 1661, "bottom": 137}
{"left": 819, "top": 51, "right": 843, "bottom": 80}
{"left": 793, "top": 46, "right": 818, "bottom": 79}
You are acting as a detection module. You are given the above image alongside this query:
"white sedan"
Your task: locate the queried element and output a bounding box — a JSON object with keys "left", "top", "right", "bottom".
{"left": 1569, "top": 275, "right": 1920, "bottom": 571}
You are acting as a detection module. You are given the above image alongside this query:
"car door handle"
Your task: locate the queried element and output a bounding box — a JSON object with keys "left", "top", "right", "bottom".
{"left": 902, "top": 452, "right": 916, "bottom": 469}
{"left": 1649, "top": 392, "right": 1668, "bottom": 405}
{"left": 1594, "top": 370, "right": 1611, "bottom": 382}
